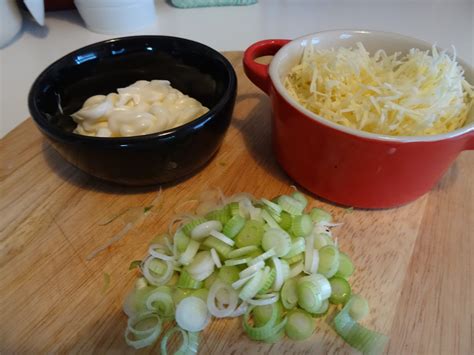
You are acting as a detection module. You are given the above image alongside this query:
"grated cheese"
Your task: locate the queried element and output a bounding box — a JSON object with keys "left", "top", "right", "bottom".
{"left": 284, "top": 43, "right": 473, "bottom": 136}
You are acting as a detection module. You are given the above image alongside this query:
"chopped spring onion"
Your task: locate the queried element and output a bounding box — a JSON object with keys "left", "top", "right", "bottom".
{"left": 182, "top": 218, "right": 207, "bottom": 236}
{"left": 291, "top": 214, "right": 313, "bottom": 237}
{"left": 231, "top": 273, "right": 255, "bottom": 290}
{"left": 239, "top": 269, "right": 264, "bottom": 300}
{"left": 235, "top": 220, "right": 264, "bottom": 248}
{"left": 329, "top": 277, "right": 352, "bottom": 305}
{"left": 291, "top": 191, "right": 308, "bottom": 208}
{"left": 239, "top": 260, "right": 265, "bottom": 279}
{"left": 191, "top": 220, "right": 222, "bottom": 241}
{"left": 278, "top": 211, "right": 293, "bottom": 231}
{"left": 228, "top": 246, "right": 259, "bottom": 259}
{"left": 277, "top": 195, "right": 304, "bottom": 215}
{"left": 142, "top": 256, "right": 174, "bottom": 286}
{"left": 160, "top": 327, "right": 188, "bottom": 355}
{"left": 205, "top": 208, "right": 231, "bottom": 225}
{"left": 332, "top": 296, "right": 388, "bottom": 355}
{"left": 123, "top": 191, "right": 383, "bottom": 353}
{"left": 209, "top": 230, "right": 235, "bottom": 246}
{"left": 289, "top": 261, "right": 304, "bottom": 279}
{"left": 317, "top": 245, "right": 340, "bottom": 278}
{"left": 336, "top": 252, "right": 355, "bottom": 278}
{"left": 304, "top": 234, "right": 315, "bottom": 273}
{"left": 202, "top": 237, "right": 232, "bottom": 259}
{"left": 125, "top": 311, "right": 162, "bottom": 349}
{"left": 348, "top": 294, "right": 370, "bottom": 321}
{"left": 178, "top": 240, "right": 200, "bottom": 265}
{"left": 186, "top": 251, "right": 215, "bottom": 281}
{"left": 252, "top": 302, "right": 283, "bottom": 327}
{"left": 313, "top": 232, "right": 333, "bottom": 249}
{"left": 174, "top": 229, "right": 190, "bottom": 253}
{"left": 297, "top": 277, "right": 323, "bottom": 313}
{"left": 210, "top": 248, "right": 222, "bottom": 268}
{"left": 285, "top": 309, "right": 315, "bottom": 340}
{"left": 177, "top": 271, "right": 203, "bottom": 289}
{"left": 312, "top": 298, "right": 329, "bottom": 317}
{"left": 248, "top": 248, "right": 276, "bottom": 265}
{"left": 191, "top": 288, "right": 209, "bottom": 302}
{"left": 149, "top": 244, "right": 175, "bottom": 262}
{"left": 257, "top": 267, "right": 275, "bottom": 294}
{"left": 207, "top": 280, "right": 239, "bottom": 318}
{"left": 261, "top": 198, "right": 283, "bottom": 215}
{"left": 218, "top": 265, "right": 241, "bottom": 284}
{"left": 222, "top": 215, "right": 246, "bottom": 239}
{"left": 225, "top": 258, "right": 250, "bottom": 267}
{"left": 243, "top": 303, "right": 280, "bottom": 340}
{"left": 248, "top": 293, "right": 279, "bottom": 306}
{"left": 310, "top": 208, "right": 332, "bottom": 224}
{"left": 262, "top": 229, "right": 291, "bottom": 257}
{"left": 281, "top": 278, "right": 298, "bottom": 310}
{"left": 227, "top": 202, "right": 241, "bottom": 216}
{"left": 284, "top": 237, "right": 306, "bottom": 259}
{"left": 271, "top": 256, "right": 284, "bottom": 291}
{"left": 146, "top": 287, "right": 175, "bottom": 319}
{"left": 261, "top": 209, "right": 281, "bottom": 229}
{"left": 176, "top": 296, "right": 210, "bottom": 332}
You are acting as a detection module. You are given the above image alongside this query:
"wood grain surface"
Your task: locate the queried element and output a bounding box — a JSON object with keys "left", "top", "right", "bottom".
{"left": 0, "top": 52, "right": 472, "bottom": 354}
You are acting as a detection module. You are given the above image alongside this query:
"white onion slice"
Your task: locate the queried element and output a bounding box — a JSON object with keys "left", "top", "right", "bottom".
{"left": 142, "top": 256, "right": 174, "bottom": 286}
{"left": 225, "top": 258, "right": 249, "bottom": 266}
{"left": 231, "top": 273, "right": 255, "bottom": 290}
{"left": 248, "top": 294, "right": 279, "bottom": 306}
{"left": 209, "top": 230, "right": 235, "bottom": 246}
{"left": 229, "top": 302, "right": 248, "bottom": 317}
{"left": 125, "top": 312, "right": 162, "bottom": 349}
{"left": 272, "top": 256, "right": 284, "bottom": 291}
{"left": 149, "top": 244, "right": 174, "bottom": 262}
{"left": 207, "top": 281, "right": 238, "bottom": 318}
{"left": 210, "top": 248, "right": 222, "bottom": 268}
{"left": 248, "top": 248, "right": 276, "bottom": 265}
{"left": 178, "top": 240, "right": 200, "bottom": 266}
{"left": 186, "top": 251, "right": 214, "bottom": 281}
{"left": 191, "top": 221, "right": 222, "bottom": 240}
{"left": 289, "top": 261, "right": 304, "bottom": 278}
{"left": 304, "top": 235, "right": 314, "bottom": 274}
{"left": 176, "top": 296, "right": 210, "bottom": 332}
{"left": 239, "top": 260, "right": 265, "bottom": 279}
{"left": 310, "top": 249, "right": 320, "bottom": 274}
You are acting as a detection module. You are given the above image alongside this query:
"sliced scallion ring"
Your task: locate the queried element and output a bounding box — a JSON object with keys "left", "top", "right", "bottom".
{"left": 160, "top": 327, "right": 188, "bottom": 355}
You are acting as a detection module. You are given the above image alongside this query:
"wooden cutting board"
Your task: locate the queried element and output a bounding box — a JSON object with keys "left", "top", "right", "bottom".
{"left": 0, "top": 52, "right": 472, "bottom": 355}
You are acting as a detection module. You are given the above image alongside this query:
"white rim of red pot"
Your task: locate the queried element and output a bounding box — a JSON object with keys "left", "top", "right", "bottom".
{"left": 269, "top": 29, "right": 474, "bottom": 143}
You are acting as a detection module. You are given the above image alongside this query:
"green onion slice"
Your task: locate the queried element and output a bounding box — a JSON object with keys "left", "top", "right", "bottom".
{"left": 176, "top": 296, "right": 210, "bottom": 332}
{"left": 329, "top": 276, "right": 352, "bottom": 305}
{"left": 317, "top": 245, "right": 340, "bottom": 278}
{"left": 285, "top": 309, "right": 315, "bottom": 341}
{"left": 160, "top": 327, "right": 189, "bottom": 355}
{"left": 281, "top": 278, "right": 298, "bottom": 310}
{"left": 331, "top": 296, "right": 388, "bottom": 355}
{"left": 262, "top": 229, "right": 291, "bottom": 257}
{"left": 125, "top": 311, "right": 162, "bottom": 349}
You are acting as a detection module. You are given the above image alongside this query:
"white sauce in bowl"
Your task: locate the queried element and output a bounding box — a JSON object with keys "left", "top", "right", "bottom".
{"left": 72, "top": 80, "right": 209, "bottom": 137}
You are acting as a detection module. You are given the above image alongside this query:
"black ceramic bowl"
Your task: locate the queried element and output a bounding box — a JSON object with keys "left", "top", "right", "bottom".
{"left": 28, "top": 36, "right": 237, "bottom": 185}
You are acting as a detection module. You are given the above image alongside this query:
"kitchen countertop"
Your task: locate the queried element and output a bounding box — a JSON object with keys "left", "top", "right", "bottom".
{"left": 0, "top": 0, "right": 473, "bottom": 138}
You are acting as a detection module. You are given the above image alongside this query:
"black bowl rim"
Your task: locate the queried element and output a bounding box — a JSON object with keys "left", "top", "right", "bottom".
{"left": 28, "top": 35, "right": 237, "bottom": 146}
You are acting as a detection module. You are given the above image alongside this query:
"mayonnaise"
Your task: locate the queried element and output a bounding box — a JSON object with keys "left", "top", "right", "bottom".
{"left": 72, "top": 80, "right": 209, "bottom": 137}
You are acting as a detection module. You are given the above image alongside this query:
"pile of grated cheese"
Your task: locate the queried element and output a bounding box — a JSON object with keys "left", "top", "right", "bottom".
{"left": 284, "top": 42, "right": 473, "bottom": 136}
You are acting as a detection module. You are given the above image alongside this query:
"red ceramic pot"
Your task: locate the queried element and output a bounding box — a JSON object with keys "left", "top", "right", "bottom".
{"left": 243, "top": 30, "right": 474, "bottom": 208}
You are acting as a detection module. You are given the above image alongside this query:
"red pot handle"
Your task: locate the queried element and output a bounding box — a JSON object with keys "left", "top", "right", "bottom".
{"left": 243, "top": 39, "right": 290, "bottom": 94}
{"left": 465, "top": 130, "right": 474, "bottom": 150}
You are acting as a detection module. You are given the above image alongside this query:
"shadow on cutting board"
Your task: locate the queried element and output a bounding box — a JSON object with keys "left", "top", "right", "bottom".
{"left": 231, "top": 92, "right": 290, "bottom": 185}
